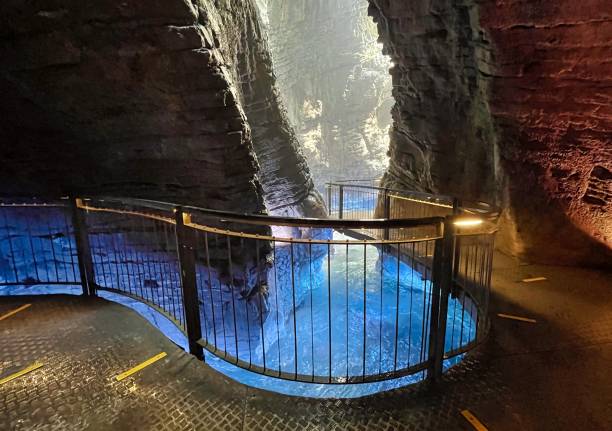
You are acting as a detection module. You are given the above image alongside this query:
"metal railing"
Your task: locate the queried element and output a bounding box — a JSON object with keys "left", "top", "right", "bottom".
{"left": 325, "top": 182, "right": 498, "bottom": 364}
{"left": 0, "top": 187, "right": 497, "bottom": 386}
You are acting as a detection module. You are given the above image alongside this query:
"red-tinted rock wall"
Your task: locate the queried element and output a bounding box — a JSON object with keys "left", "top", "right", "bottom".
{"left": 369, "top": 0, "right": 611, "bottom": 266}
{"left": 480, "top": 0, "right": 611, "bottom": 265}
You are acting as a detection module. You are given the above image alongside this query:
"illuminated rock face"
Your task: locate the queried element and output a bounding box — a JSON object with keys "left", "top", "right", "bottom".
{"left": 0, "top": 0, "right": 323, "bottom": 217}
{"left": 368, "top": 0, "right": 611, "bottom": 266}
{"left": 480, "top": 0, "right": 612, "bottom": 266}
{"left": 261, "top": 0, "right": 393, "bottom": 189}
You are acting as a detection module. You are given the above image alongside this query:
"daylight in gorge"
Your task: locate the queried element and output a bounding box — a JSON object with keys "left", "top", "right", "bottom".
{"left": 258, "top": 0, "right": 393, "bottom": 190}
{"left": 0, "top": 0, "right": 610, "bottom": 429}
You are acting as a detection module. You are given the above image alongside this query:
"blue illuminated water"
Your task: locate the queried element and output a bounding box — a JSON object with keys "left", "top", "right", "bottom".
{"left": 0, "top": 211, "right": 474, "bottom": 398}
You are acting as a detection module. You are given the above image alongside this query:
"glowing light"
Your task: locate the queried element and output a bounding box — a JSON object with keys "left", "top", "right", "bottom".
{"left": 454, "top": 218, "right": 484, "bottom": 227}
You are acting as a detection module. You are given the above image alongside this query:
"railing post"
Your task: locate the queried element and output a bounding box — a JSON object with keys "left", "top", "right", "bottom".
{"left": 383, "top": 189, "right": 391, "bottom": 240}
{"left": 452, "top": 198, "right": 462, "bottom": 283}
{"left": 427, "top": 217, "right": 455, "bottom": 381}
{"left": 70, "top": 198, "right": 96, "bottom": 296}
{"left": 338, "top": 185, "right": 344, "bottom": 220}
{"left": 326, "top": 184, "right": 332, "bottom": 214}
{"left": 174, "top": 207, "right": 204, "bottom": 360}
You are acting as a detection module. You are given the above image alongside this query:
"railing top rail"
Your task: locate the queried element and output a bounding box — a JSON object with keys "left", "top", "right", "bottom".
{"left": 77, "top": 196, "right": 445, "bottom": 230}
{"left": 326, "top": 182, "right": 454, "bottom": 202}
{"left": 325, "top": 182, "right": 501, "bottom": 221}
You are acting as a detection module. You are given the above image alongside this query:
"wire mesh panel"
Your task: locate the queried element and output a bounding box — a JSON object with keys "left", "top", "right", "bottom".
{"left": 0, "top": 201, "right": 80, "bottom": 286}
{"left": 81, "top": 201, "right": 186, "bottom": 332}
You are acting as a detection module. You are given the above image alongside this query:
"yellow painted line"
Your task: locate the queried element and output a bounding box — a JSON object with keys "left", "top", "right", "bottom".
{"left": 461, "top": 409, "right": 488, "bottom": 431}
{"left": 0, "top": 303, "right": 32, "bottom": 321}
{"left": 522, "top": 277, "right": 547, "bottom": 283}
{"left": 115, "top": 352, "right": 167, "bottom": 381}
{"left": 0, "top": 362, "right": 44, "bottom": 385}
{"left": 497, "top": 313, "right": 537, "bottom": 323}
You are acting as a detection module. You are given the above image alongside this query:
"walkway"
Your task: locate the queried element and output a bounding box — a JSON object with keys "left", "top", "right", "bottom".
{"left": 0, "top": 253, "right": 610, "bottom": 430}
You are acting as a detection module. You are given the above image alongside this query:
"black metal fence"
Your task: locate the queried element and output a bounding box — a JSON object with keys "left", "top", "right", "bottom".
{"left": 0, "top": 187, "right": 497, "bottom": 385}
{"left": 325, "top": 183, "right": 498, "bottom": 363}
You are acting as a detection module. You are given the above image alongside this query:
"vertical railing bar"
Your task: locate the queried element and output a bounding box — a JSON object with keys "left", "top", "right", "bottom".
{"left": 138, "top": 217, "right": 152, "bottom": 302}
{"left": 393, "top": 243, "right": 400, "bottom": 372}
{"left": 204, "top": 232, "right": 218, "bottom": 350}
{"left": 362, "top": 243, "right": 367, "bottom": 379}
{"left": 24, "top": 209, "right": 41, "bottom": 282}
{"left": 308, "top": 242, "right": 315, "bottom": 381}
{"left": 290, "top": 242, "right": 298, "bottom": 380}
{"left": 345, "top": 242, "right": 349, "bottom": 380}
{"left": 71, "top": 198, "right": 96, "bottom": 296}
{"left": 383, "top": 189, "right": 390, "bottom": 240}
{"left": 459, "top": 245, "right": 473, "bottom": 348}
{"left": 428, "top": 218, "right": 454, "bottom": 381}
{"left": 111, "top": 224, "right": 129, "bottom": 296}
{"left": 450, "top": 267, "right": 460, "bottom": 351}
{"left": 244, "top": 263, "right": 252, "bottom": 369}
{"left": 89, "top": 225, "right": 104, "bottom": 288}
{"left": 338, "top": 185, "right": 344, "bottom": 220}
{"left": 123, "top": 217, "right": 140, "bottom": 298}
{"left": 407, "top": 242, "right": 415, "bottom": 366}
{"left": 215, "top": 234, "right": 228, "bottom": 357}
{"left": 60, "top": 208, "right": 78, "bottom": 283}
{"left": 154, "top": 220, "right": 171, "bottom": 320}
{"left": 41, "top": 214, "right": 56, "bottom": 283}
{"left": 101, "top": 219, "right": 116, "bottom": 288}
{"left": 225, "top": 236, "right": 239, "bottom": 363}
{"left": 327, "top": 242, "right": 332, "bottom": 382}
{"left": 129, "top": 216, "right": 146, "bottom": 301}
{"left": 273, "top": 241, "right": 281, "bottom": 375}
{"left": 97, "top": 226, "right": 112, "bottom": 286}
{"left": 159, "top": 222, "right": 175, "bottom": 318}
{"left": 418, "top": 241, "right": 430, "bottom": 364}
{"left": 174, "top": 207, "right": 204, "bottom": 360}
{"left": 2, "top": 209, "right": 20, "bottom": 283}
{"left": 255, "top": 241, "right": 266, "bottom": 372}
{"left": 378, "top": 240, "right": 384, "bottom": 375}
{"left": 426, "top": 237, "right": 443, "bottom": 378}
{"left": 152, "top": 221, "right": 166, "bottom": 316}
{"left": 140, "top": 218, "right": 157, "bottom": 305}
{"left": 164, "top": 222, "right": 182, "bottom": 327}
{"left": 194, "top": 234, "right": 205, "bottom": 344}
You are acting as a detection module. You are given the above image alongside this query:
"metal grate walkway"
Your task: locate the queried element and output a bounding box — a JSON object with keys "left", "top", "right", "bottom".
{"left": 1, "top": 253, "right": 611, "bottom": 430}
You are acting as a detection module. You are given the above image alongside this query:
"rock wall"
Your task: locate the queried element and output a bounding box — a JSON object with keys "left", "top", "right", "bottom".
{"left": 261, "top": 0, "right": 393, "bottom": 189}
{"left": 480, "top": 0, "right": 612, "bottom": 266}
{"left": 368, "top": 0, "right": 611, "bottom": 266}
{"left": 208, "top": 0, "right": 326, "bottom": 217}
{"left": 0, "top": 0, "right": 322, "bottom": 217}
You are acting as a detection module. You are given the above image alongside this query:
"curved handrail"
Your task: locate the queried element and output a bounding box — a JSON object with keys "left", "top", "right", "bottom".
{"left": 0, "top": 192, "right": 496, "bottom": 388}
{"left": 80, "top": 196, "right": 444, "bottom": 230}
{"left": 325, "top": 182, "right": 501, "bottom": 221}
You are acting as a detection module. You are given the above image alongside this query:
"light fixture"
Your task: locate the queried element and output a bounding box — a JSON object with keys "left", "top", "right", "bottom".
{"left": 454, "top": 218, "right": 484, "bottom": 227}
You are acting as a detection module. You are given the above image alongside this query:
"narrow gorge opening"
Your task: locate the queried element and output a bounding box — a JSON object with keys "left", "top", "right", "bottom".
{"left": 257, "top": 0, "right": 394, "bottom": 192}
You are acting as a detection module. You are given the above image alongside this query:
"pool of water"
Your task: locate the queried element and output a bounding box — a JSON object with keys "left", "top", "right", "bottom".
{"left": 0, "top": 212, "right": 474, "bottom": 398}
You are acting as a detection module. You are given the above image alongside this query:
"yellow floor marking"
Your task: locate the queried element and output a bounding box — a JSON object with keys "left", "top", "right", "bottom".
{"left": 522, "top": 277, "right": 547, "bottom": 283}
{"left": 497, "top": 313, "right": 537, "bottom": 323}
{"left": 0, "top": 303, "right": 32, "bottom": 321}
{"left": 115, "top": 352, "right": 167, "bottom": 381}
{"left": 0, "top": 362, "right": 44, "bottom": 385}
{"left": 461, "top": 409, "right": 488, "bottom": 431}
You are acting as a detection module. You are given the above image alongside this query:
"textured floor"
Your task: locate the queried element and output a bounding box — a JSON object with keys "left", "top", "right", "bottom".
{"left": 0, "top": 253, "right": 611, "bottom": 430}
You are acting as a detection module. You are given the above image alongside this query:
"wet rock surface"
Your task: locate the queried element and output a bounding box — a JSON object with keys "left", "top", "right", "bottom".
{"left": 0, "top": 0, "right": 323, "bottom": 217}
{"left": 261, "top": 0, "right": 393, "bottom": 189}
{"left": 368, "top": 0, "right": 611, "bottom": 266}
